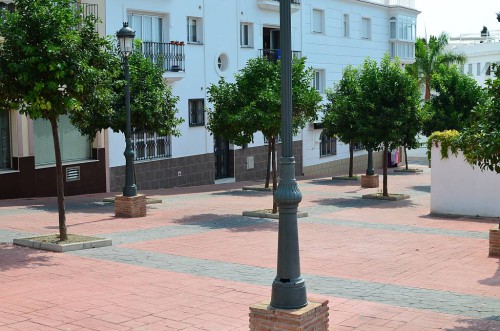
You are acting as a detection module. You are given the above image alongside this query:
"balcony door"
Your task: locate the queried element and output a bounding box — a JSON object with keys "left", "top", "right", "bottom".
{"left": 263, "top": 27, "right": 280, "bottom": 50}
{"left": 127, "top": 13, "right": 163, "bottom": 43}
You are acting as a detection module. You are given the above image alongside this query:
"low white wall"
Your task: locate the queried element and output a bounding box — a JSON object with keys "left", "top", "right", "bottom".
{"left": 431, "top": 146, "right": 500, "bottom": 217}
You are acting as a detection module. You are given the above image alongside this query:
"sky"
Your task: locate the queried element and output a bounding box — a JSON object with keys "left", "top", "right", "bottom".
{"left": 415, "top": 0, "right": 500, "bottom": 39}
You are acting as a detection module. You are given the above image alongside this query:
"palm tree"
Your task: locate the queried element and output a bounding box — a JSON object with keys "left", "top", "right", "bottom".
{"left": 407, "top": 33, "right": 466, "bottom": 101}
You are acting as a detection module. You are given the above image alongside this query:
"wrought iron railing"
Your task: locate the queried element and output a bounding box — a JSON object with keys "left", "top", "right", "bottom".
{"left": 141, "top": 41, "right": 185, "bottom": 72}
{"left": 259, "top": 49, "right": 302, "bottom": 62}
{"left": 132, "top": 131, "right": 172, "bottom": 161}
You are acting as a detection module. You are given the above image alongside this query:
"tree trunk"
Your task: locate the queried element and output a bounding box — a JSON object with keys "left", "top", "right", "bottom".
{"left": 349, "top": 141, "right": 354, "bottom": 177}
{"left": 383, "top": 144, "right": 389, "bottom": 197}
{"left": 425, "top": 78, "right": 431, "bottom": 101}
{"left": 265, "top": 139, "right": 271, "bottom": 188}
{"left": 49, "top": 117, "right": 67, "bottom": 241}
{"left": 404, "top": 146, "right": 409, "bottom": 170}
{"left": 271, "top": 136, "right": 278, "bottom": 214}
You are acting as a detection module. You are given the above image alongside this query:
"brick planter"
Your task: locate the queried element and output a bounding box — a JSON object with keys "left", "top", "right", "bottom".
{"left": 249, "top": 300, "right": 329, "bottom": 331}
{"left": 489, "top": 226, "right": 500, "bottom": 257}
{"left": 115, "top": 194, "right": 147, "bottom": 218}
{"left": 361, "top": 174, "right": 379, "bottom": 188}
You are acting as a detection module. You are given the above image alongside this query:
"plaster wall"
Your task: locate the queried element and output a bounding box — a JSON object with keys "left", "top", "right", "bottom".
{"left": 431, "top": 146, "right": 500, "bottom": 218}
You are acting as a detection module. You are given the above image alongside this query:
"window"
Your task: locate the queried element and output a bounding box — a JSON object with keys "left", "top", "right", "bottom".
{"left": 320, "top": 133, "right": 336, "bottom": 157}
{"left": 189, "top": 99, "right": 205, "bottom": 126}
{"left": 33, "top": 115, "right": 91, "bottom": 166}
{"left": 312, "top": 69, "right": 325, "bottom": 93}
{"left": 127, "top": 13, "right": 163, "bottom": 42}
{"left": 390, "top": 17, "right": 396, "bottom": 39}
{"left": 0, "top": 110, "right": 10, "bottom": 169}
{"left": 361, "top": 17, "right": 371, "bottom": 39}
{"left": 467, "top": 63, "right": 473, "bottom": 75}
{"left": 486, "top": 63, "right": 491, "bottom": 76}
{"left": 343, "top": 14, "right": 349, "bottom": 37}
{"left": 312, "top": 9, "right": 324, "bottom": 33}
{"left": 187, "top": 16, "right": 203, "bottom": 43}
{"left": 240, "top": 22, "right": 253, "bottom": 47}
{"left": 132, "top": 131, "right": 171, "bottom": 161}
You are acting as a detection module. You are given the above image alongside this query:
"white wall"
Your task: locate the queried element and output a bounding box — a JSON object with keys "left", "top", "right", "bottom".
{"left": 431, "top": 146, "right": 500, "bottom": 217}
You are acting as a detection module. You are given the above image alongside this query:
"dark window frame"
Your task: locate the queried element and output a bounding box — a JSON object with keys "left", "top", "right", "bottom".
{"left": 189, "top": 98, "right": 205, "bottom": 127}
{"left": 320, "top": 133, "right": 336, "bottom": 157}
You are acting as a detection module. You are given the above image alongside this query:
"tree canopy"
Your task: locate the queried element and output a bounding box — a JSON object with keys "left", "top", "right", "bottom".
{"left": 422, "top": 65, "right": 484, "bottom": 136}
{"left": 460, "top": 64, "right": 500, "bottom": 173}
{"left": 207, "top": 56, "right": 321, "bottom": 212}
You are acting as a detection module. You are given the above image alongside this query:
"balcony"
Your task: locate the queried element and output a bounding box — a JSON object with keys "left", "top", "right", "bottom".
{"left": 259, "top": 49, "right": 302, "bottom": 62}
{"left": 140, "top": 41, "right": 186, "bottom": 80}
{"left": 257, "top": 0, "right": 301, "bottom": 13}
{"left": 80, "top": 2, "right": 97, "bottom": 19}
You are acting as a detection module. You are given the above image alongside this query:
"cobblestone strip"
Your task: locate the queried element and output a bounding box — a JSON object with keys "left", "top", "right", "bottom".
{"left": 106, "top": 216, "right": 274, "bottom": 244}
{"left": 72, "top": 246, "right": 500, "bottom": 320}
{"left": 303, "top": 217, "right": 489, "bottom": 239}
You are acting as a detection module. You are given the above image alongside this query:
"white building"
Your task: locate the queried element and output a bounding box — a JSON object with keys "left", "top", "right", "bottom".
{"left": 448, "top": 29, "right": 500, "bottom": 87}
{"left": 0, "top": 0, "right": 419, "bottom": 199}
{"left": 105, "top": 0, "right": 419, "bottom": 192}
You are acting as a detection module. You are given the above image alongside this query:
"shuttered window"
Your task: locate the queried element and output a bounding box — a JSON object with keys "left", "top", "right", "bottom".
{"left": 313, "top": 9, "right": 323, "bottom": 33}
{"left": 33, "top": 115, "right": 91, "bottom": 166}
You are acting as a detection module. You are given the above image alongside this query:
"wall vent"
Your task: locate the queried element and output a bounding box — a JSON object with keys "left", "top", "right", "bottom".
{"left": 66, "top": 167, "right": 80, "bottom": 182}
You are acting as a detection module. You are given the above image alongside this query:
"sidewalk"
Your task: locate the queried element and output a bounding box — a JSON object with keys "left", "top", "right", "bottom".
{"left": 1, "top": 163, "right": 499, "bottom": 331}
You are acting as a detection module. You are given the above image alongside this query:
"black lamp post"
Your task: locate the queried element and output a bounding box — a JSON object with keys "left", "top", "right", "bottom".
{"left": 366, "top": 149, "right": 375, "bottom": 176}
{"left": 117, "top": 22, "right": 137, "bottom": 197}
{"left": 270, "top": 0, "right": 307, "bottom": 309}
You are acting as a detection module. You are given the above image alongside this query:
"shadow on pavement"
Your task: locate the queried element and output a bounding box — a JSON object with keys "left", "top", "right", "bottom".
{"left": 312, "top": 197, "right": 415, "bottom": 209}
{"left": 409, "top": 185, "right": 431, "bottom": 193}
{"left": 419, "top": 214, "right": 500, "bottom": 225}
{"left": 479, "top": 259, "right": 500, "bottom": 287}
{"left": 210, "top": 190, "right": 272, "bottom": 197}
{"left": 0, "top": 243, "right": 54, "bottom": 272}
{"left": 306, "top": 178, "right": 361, "bottom": 187}
{"left": 444, "top": 316, "right": 500, "bottom": 330}
{"left": 173, "top": 213, "right": 277, "bottom": 233}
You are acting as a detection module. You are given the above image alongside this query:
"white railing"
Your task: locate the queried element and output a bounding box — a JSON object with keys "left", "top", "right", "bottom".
{"left": 368, "top": 0, "right": 415, "bottom": 9}
{"left": 450, "top": 30, "right": 500, "bottom": 44}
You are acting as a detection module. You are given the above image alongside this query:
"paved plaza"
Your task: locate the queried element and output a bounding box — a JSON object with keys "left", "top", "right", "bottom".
{"left": 0, "top": 161, "right": 499, "bottom": 330}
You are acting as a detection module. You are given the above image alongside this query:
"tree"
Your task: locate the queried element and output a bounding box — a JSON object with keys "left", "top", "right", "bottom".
{"left": 74, "top": 40, "right": 183, "bottom": 138}
{"left": 422, "top": 65, "right": 485, "bottom": 136}
{"left": 208, "top": 56, "right": 321, "bottom": 212}
{"left": 460, "top": 64, "right": 500, "bottom": 173}
{"left": 406, "top": 33, "right": 466, "bottom": 101}
{"left": 0, "top": 0, "right": 119, "bottom": 240}
{"left": 358, "top": 55, "right": 421, "bottom": 196}
{"left": 323, "top": 65, "right": 363, "bottom": 177}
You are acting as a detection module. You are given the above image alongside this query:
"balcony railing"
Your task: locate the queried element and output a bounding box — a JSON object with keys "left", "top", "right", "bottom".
{"left": 141, "top": 41, "right": 185, "bottom": 72}
{"left": 80, "top": 2, "right": 98, "bottom": 19}
{"left": 259, "top": 49, "right": 302, "bottom": 62}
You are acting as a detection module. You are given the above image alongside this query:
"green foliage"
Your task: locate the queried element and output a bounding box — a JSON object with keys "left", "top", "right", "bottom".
{"left": 75, "top": 40, "right": 184, "bottom": 137}
{"left": 422, "top": 65, "right": 484, "bottom": 136}
{"left": 0, "top": 0, "right": 117, "bottom": 123}
{"left": 426, "top": 130, "right": 460, "bottom": 160}
{"left": 357, "top": 55, "right": 422, "bottom": 151}
{"left": 323, "top": 65, "right": 362, "bottom": 145}
{"left": 406, "top": 33, "right": 466, "bottom": 101}
{"left": 460, "top": 64, "right": 500, "bottom": 173}
{"left": 207, "top": 56, "right": 321, "bottom": 143}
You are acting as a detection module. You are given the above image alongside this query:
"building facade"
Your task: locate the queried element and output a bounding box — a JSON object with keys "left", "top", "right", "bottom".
{"left": 106, "top": 0, "right": 419, "bottom": 192}
{"left": 0, "top": 0, "right": 418, "bottom": 198}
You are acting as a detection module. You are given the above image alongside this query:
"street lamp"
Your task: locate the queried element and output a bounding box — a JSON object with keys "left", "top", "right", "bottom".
{"left": 117, "top": 22, "right": 137, "bottom": 197}
{"left": 270, "top": 0, "right": 307, "bottom": 309}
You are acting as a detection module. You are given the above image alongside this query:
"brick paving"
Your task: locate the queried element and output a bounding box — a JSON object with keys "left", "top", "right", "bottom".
{"left": 1, "top": 161, "right": 499, "bottom": 330}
